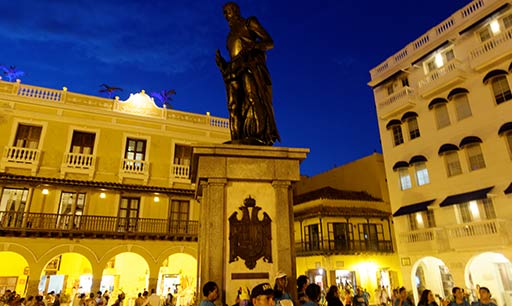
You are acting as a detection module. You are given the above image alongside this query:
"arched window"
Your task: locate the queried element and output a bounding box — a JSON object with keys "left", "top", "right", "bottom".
{"left": 409, "top": 155, "right": 429, "bottom": 186}
{"left": 393, "top": 161, "right": 411, "bottom": 190}
{"left": 438, "top": 144, "right": 462, "bottom": 177}
{"left": 483, "top": 70, "right": 512, "bottom": 104}
{"left": 447, "top": 88, "right": 472, "bottom": 121}
{"left": 460, "top": 136, "right": 486, "bottom": 171}
{"left": 401, "top": 112, "right": 420, "bottom": 140}
{"left": 386, "top": 120, "right": 403, "bottom": 146}
{"left": 429, "top": 98, "right": 450, "bottom": 129}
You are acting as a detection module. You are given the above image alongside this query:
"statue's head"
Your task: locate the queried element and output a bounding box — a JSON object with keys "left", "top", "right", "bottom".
{"left": 223, "top": 2, "right": 241, "bottom": 23}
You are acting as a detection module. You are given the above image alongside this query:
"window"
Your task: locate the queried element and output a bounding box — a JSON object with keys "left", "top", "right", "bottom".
{"left": 453, "top": 94, "right": 472, "bottom": 120}
{"left": 359, "top": 223, "right": 382, "bottom": 251}
{"left": 398, "top": 168, "right": 412, "bottom": 190}
{"left": 387, "top": 85, "right": 394, "bottom": 96}
{"left": 328, "top": 222, "right": 352, "bottom": 251}
{"left": 407, "top": 117, "right": 420, "bottom": 140}
{"left": 125, "top": 138, "right": 147, "bottom": 161}
{"left": 118, "top": 197, "right": 140, "bottom": 232}
{"left": 391, "top": 125, "right": 404, "bottom": 146}
{"left": 170, "top": 200, "right": 189, "bottom": 222}
{"left": 408, "top": 210, "right": 436, "bottom": 230}
{"left": 478, "top": 27, "right": 492, "bottom": 42}
{"left": 491, "top": 76, "right": 512, "bottom": 104}
{"left": 13, "top": 124, "right": 42, "bottom": 148}
{"left": 506, "top": 132, "right": 512, "bottom": 157}
{"left": 445, "top": 49, "right": 455, "bottom": 62}
{"left": 174, "top": 144, "right": 192, "bottom": 166}
{"left": 466, "top": 144, "right": 486, "bottom": 171}
{"left": 0, "top": 188, "right": 28, "bottom": 228}
{"left": 401, "top": 77, "right": 409, "bottom": 87}
{"left": 444, "top": 151, "right": 462, "bottom": 177}
{"left": 305, "top": 224, "right": 320, "bottom": 251}
{"left": 434, "top": 104, "right": 451, "bottom": 129}
{"left": 426, "top": 61, "right": 436, "bottom": 73}
{"left": 414, "top": 163, "right": 430, "bottom": 186}
{"left": 504, "top": 14, "right": 512, "bottom": 29}
{"left": 70, "top": 131, "right": 95, "bottom": 154}
{"left": 57, "top": 192, "right": 85, "bottom": 229}
{"left": 459, "top": 199, "right": 496, "bottom": 223}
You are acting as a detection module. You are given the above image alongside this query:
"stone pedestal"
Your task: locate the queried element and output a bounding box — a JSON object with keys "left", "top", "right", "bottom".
{"left": 191, "top": 144, "right": 308, "bottom": 306}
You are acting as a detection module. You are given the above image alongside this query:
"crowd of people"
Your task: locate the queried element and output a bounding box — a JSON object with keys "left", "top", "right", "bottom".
{"left": 198, "top": 273, "right": 499, "bottom": 306}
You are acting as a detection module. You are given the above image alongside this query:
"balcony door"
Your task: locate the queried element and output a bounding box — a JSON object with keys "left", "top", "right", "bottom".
{"left": 70, "top": 131, "right": 95, "bottom": 154}
{"left": 360, "top": 223, "right": 380, "bottom": 251}
{"left": 305, "top": 224, "right": 320, "bottom": 251}
{"left": 330, "top": 222, "right": 351, "bottom": 251}
{"left": 118, "top": 197, "right": 140, "bottom": 232}
{"left": 0, "top": 188, "right": 28, "bottom": 227}
{"left": 14, "top": 124, "right": 42, "bottom": 148}
{"left": 57, "top": 192, "right": 85, "bottom": 229}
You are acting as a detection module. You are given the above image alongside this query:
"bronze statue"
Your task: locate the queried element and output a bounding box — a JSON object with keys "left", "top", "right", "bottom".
{"left": 216, "top": 2, "right": 280, "bottom": 145}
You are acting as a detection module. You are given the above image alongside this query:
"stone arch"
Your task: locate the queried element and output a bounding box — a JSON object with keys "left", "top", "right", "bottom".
{"left": 0, "top": 242, "right": 38, "bottom": 266}
{"left": 465, "top": 252, "right": 512, "bottom": 306}
{"left": 38, "top": 243, "right": 100, "bottom": 276}
{"left": 411, "top": 256, "right": 453, "bottom": 302}
{"left": 155, "top": 245, "right": 197, "bottom": 265}
{"left": 99, "top": 244, "right": 156, "bottom": 269}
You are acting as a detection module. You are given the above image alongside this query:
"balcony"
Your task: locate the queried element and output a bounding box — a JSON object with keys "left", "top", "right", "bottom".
{"left": 398, "top": 227, "right": 450, "bottom": 254}
{"left": 0, "top": 211, "right": 198, "bottom": 241}
{"left": 295, "top": 239, "right": 393, "bottom": 256}
{"left": 119, "top": 159, "right": 149, "bottom": 183}
{"left": 171, "top": 164, "right": 190, "bottom": 180}
{"left": 446, "top": 219, "right": 511, "bottom": 250}
{"left": 417, "top": 61, "right": 466, "bottom": 98}
{"left": 469, "top": 27, "right": 512, "bottom": 71}
{"left": 61, "top": 152, "right": 96, "bottom": 179}
{"left": 377, "top": 87, "right": 416, "bottom": 119}
{"left": 0, "top": 146, "right": 41, "bottom": 175}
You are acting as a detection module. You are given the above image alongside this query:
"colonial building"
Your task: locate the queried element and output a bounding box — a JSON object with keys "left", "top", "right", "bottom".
{"left": 293, "top": 153, "right": 401, "bottom": 297}
{"left": 369, "top": 0, "right": 512, "bottom": 304}
{"left": 0, "top": 79, "right": 229, "bottom": 300}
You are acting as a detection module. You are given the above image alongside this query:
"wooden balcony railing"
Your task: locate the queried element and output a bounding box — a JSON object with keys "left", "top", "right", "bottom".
{"left": 0, "top": 211, "right": 198, "bottom": 241}
{"left": 295, "top": 239, "right": 393, "bottom": 256}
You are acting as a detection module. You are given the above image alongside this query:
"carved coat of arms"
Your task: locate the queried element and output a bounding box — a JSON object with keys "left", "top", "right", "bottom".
{"left": 229, "top": 196, "right": 272, "bottom": 269}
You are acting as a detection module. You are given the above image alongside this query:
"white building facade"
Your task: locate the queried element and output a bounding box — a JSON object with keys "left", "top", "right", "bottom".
{"left": 369, "top": 0, "right": 512, "bottom": 304}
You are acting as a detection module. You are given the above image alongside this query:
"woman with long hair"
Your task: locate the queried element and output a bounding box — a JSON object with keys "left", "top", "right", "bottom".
{"left": 326, "top": 286, "right": 344, "bottom": 306}
{"left": 417, "top": 290, "right": 438, "bottom": 306}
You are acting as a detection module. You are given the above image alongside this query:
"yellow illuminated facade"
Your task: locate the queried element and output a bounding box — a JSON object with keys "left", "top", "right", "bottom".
{"left": 0, "top": 79, "right": 230, "bottom": 300}
{"left": 292, "top": 153, "right": 402, "bottom": 297}
{"left": 369, "top": 0, "right": 512, "bottom": 304}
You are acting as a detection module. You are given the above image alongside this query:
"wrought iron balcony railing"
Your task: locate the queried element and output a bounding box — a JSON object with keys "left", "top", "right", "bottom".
{"left": 0, "top": 211, "right": 198, "bottom": 241}
{"left": 295, "top": 239, "right": 393, "bottom": 256}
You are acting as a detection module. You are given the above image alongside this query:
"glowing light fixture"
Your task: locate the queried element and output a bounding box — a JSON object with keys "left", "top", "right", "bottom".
{"left": 154, "top": 196, "right": 160, "bottom": 203}
{"left": 42, "top": 189, "right": 49, "bottom": 195}
{"left": 490, "top": 20, "right": 500, "bottom": 34}
{"left": 100, "top": 192, "right": 106, "bottom": 199}
{"left": 435, "top": 53, "right": 444, "bottom": 68}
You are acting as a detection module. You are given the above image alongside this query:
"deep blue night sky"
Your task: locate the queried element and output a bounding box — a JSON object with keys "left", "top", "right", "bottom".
{"left": 1, "top": 0, "right": 471, "bottom": 176}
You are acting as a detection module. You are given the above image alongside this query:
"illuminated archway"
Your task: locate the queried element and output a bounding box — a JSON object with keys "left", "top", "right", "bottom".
{"left": 101, "top": 252, "right": 150, "bottom": 300}
{"left": 0, "top": 251, "right": 29, "bottom": 295}
{"left": 39, "top": 253, "right": 93, "bottom": 296}
{"left": 465, "top": 252, "right": 512, "bottom": 306}
{"left": 411, "top": 257, "right": 453, "bottom": 302}
{"left": 158, "top": 253, "right": 197, "bottom": 306}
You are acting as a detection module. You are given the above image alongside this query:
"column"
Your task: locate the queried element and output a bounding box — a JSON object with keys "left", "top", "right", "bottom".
{"left": 198, "top": 178, "right": 226, "bottom": 306}
{"left": 272, "top": 180, "right": 297, "bottom": 301}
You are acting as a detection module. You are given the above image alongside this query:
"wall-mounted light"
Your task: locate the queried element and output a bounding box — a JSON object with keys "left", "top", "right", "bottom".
{"left": 154, "top": 196, "right": 160, "bottom": 203}
{"left": 490, "top": 20, "right": 500, "bottom": 34}
{"left": 42, "top": 189, "right": 49, "bottom": 195}
{"left": 100, "top": 192, "right": 106, "bottom": 199}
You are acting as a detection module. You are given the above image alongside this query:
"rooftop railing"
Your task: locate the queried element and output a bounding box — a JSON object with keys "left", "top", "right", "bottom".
{"left": 370, "top": 0, "right": 500, "bottom": 84}
{"left": 0, "top": 79, "right": 229, "bottom": 130}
